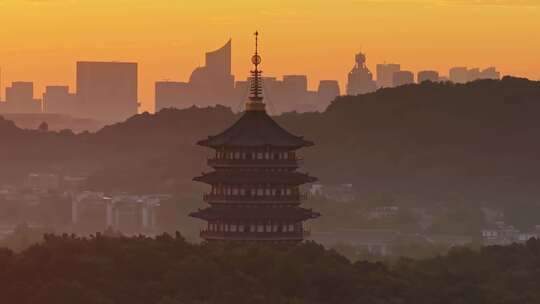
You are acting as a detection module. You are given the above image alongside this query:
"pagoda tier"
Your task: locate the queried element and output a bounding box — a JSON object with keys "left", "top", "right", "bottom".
{"left": 194, "top": 171, "right": 317, "bottom": 185}
{"left": 190, "top": 32, "right": 319, "bottom": 243}
{"left": 191, "top": 205, "right": 320, "bottom": 221}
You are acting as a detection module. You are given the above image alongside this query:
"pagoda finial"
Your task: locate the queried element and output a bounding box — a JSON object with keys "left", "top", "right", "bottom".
{"left": 246, "top": 31, "right": 265, "bottom": 112}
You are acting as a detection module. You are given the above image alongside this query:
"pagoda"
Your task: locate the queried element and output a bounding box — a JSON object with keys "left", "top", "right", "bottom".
{"left": 190, "top": 32, "right": 320, "bottom": 242}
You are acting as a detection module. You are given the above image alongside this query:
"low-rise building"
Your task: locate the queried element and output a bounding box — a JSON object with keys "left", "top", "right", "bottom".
{"left": 482, "top": 222, "right": 540, "bottom": 246}
{"left": 72, "top": 192, "right": 169, "bottom": 234}
{"left": 365, "top": 206, "right": 399, "bottom": 220}
{"left": 309, "top": 183, "right": 357, "bottom": 202}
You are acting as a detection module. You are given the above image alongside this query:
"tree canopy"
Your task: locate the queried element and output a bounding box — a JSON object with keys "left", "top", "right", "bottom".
{"left": 1, "top": 234, "right": 540, "bottom": 304}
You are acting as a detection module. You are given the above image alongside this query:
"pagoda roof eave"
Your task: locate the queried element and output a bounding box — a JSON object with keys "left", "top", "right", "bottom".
{"left": 190, "top": 206, "right": 321, "bottom": 221}
{"left": 196, "top": 110, "right": 314, "bottom": 149}
{"left": 193, "top": 171, "right": 318, "bottom": 185}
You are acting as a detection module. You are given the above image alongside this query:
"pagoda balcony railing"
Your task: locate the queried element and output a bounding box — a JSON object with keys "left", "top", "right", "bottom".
{"left": 207, "top": 157, "right": 303, "bottom": 168}
{"left": 203, "top": 193, "right": 308, "bottom": 203}
{"left": 200, "top": 229, "right": 310, "bottom": 240}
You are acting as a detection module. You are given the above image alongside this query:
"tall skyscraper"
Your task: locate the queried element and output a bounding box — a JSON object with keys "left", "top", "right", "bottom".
{"left": 480, "top": 67, "right": 501, "bottom": 80}
{"left": 417, "top": 70, "right": 440, "bottom": 83}
{"left": 467, "top": 68, "right": 481, "bottom": 82}
{"left": 188, "top": 40, "right": 236, "bottom": 107}
{"left": 346, "top": 52, "right": 377, "bottom": 95}
{"left": 449, "top": 66, "right": 501, "bottom": 84}
{"left": 155, "top": 81, "right": 190, "bottom": 111}
{"left": 376, "top": 63, "right": 401, "bottom": 88}
{"left": 392, "top": 71, "right": 415, "bottom": 87}
{"left": 449, "top": 67, "right": 469, "bottom": 84}
{"left": 317, "top": 80, "right": 340, "bottom": 110}
{"left": 155, "top": 39, "right": 341, "bottom": 114}
{"left": 5, "top": 82, "right": 41, "bottom": 113}
{"left": 76, "top": 61, "right": 138, "bottom": 122}
{"left": 155, "top": 40, "right": 237, "bottom": 112}
{"left": 43, "top": 86, "right": 76, "bottom": 114}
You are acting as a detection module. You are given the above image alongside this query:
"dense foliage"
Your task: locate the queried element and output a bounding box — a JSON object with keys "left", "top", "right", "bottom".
{"left": 1, "top": 234, "right": 540, "bottom": 304}
{"left": 2, "top": 77, "right": 540, "bottom": 201}
{"left": 1, "top": 77, "right": 540, "bottom": 236}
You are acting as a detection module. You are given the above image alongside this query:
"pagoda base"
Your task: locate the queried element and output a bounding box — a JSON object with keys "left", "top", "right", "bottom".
{"left": 200, "top": 230, "right": 310, "bottom": 242}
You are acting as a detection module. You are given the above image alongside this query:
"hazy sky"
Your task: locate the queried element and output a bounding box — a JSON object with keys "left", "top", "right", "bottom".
{"left": 0, "top": 0, "right": 539, "bottom": 112}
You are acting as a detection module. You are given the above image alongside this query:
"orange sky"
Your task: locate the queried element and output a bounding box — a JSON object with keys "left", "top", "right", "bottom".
{"left": 0, "top": 0, "right": 538, "bottom": 113}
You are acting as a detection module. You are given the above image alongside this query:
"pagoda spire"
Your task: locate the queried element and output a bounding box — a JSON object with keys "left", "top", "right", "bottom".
{"left": 246, "top": 31, "right": 265, "bottom": 112}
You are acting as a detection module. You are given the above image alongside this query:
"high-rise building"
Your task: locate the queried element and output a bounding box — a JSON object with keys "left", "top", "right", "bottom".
{"left": 282, "top": 75, "right": 308, "bottom": 92}
{"left": 43, "top": 86, "right": 76, "bottom": 114}
{"left": 155, "top": 81, "right": 190, "bottom": 111}
{"left": 191, "top": 33, "right": 320, "bottom": 242}
{"left": 155, "top": 40, "right": 237, "bottom": 112}
{"left": 376, "top": 63, "right": 401, "bottom": 88}
{"left": 480, "top": 67, "right": 501, "bottom": 80}
{"left": 417, "top": 70, "right": 440, "bottom": 83}
{"left": 155, "top": 40, "right": 340, "bottom": 114}
{"left": 467, "top": 68, "right": 481, "bottom": 82}
{"left": 347, "top": 52, "right": 377, "bottom": 95}
{"left": 5, "top": 82, "right": 41, "bottom": 113}
{"left": 317, "top": 80, "right": 340, "bottom": 110}
{"left": 187, "top": 40, "right": 236, "bottom": 107}
{"left": 449, "top": 66, "right": 501, "bottom": 84}
{"left": 393, "top": 71, "right": 415, "bottom": 87}
{"left": 449, "top": 67, "right": 470, "bottom": 84}
{"left": 76, "top": 61, "right": 138, "bottom": 122}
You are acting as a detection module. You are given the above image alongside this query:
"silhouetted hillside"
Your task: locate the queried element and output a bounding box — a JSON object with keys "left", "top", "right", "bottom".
{"left": 1, "top": 77, "right": 540, "bottom": 206}
{"left": 1, "top": 234, "right": 540, "bottom": 304}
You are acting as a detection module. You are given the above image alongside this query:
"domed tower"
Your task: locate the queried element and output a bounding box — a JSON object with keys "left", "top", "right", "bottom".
{"left": 190, "top": 32, "right": 320, "bottom": 242}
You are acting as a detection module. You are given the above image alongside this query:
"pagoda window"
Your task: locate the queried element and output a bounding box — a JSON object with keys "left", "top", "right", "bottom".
{"left": 257, "top": 189, "right": 264, "bottom": 196}
{"left": 265, "top": 189, "right": 271, "bottom": 196}
{"left": 231, "top": 224, "right": 237, "bottom": 232}
{"left": 250, "top": 225, "right": 256, "bottom": 232}
{"left": 240, "top": 189, "right": 246, "bottom": 196}
{"left": 234, "top": 152, "right": 240, "bottom": 159}
{"left": 273, "top": 225, "right": 278, "bottom": 232}
{"left": 266, "top": 224, "right": 272, "bottom": 232}
{"left": 238, "top": 225, "right": 245, "bottom": 232}
{"left": 224, "top": 224, "right": 229, "bottom": 232}
{"left": 288, "top": 224, "right": 294, "bottom": 232}
{"left": 286, "top": 189, "right": 292, "bottom": 195}
{"left": 232, "top": 188, "right": 239, "bottom": 195}
{"left": 257, "top": 225, "right": 264, "bottom": 232}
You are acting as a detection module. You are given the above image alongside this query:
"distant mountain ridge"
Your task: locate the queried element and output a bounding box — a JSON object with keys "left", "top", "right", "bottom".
{"left": 1, "top": 76, "right": 540, "bottom": 204}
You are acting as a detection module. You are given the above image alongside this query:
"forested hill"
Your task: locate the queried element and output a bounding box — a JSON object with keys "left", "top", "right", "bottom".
{"left": 1, "top": 76, "right": 540, "bottom": 203}
{"left": 1, "top": 234, "right": 540, "bottom": 304}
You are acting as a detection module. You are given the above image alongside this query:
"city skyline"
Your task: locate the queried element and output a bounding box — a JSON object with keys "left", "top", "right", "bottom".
{"left": 0, "top": 0, "right": 538, "bottom": 112}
